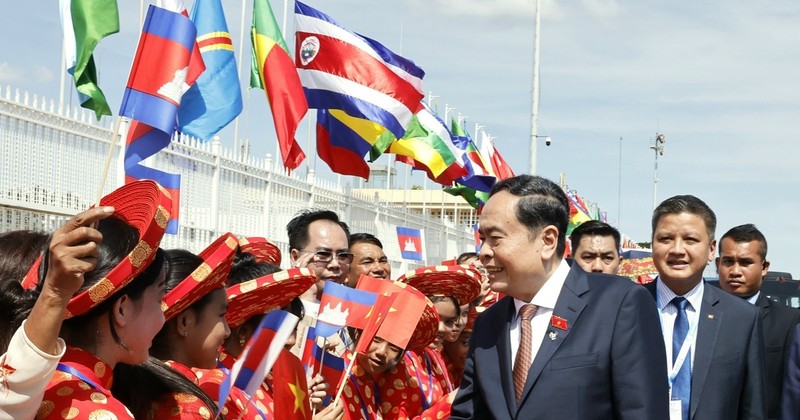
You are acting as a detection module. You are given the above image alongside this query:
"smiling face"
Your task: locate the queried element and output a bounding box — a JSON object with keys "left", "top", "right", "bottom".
{"left": 184, "top": 289, "right": 231, "bottom": 369}
{"left": 478, "top": 191, "right": 559, "bottom": 302}
{"left": 346, "top": 242, "right": 391, "bottom": 287}
{"left": 652, "top": 212, "right": 716, "bottom": 295}
{"left": 446, "top": 303, "right": 470, "bottom": 342}
{"left": 431, "top": 299, "right": 458, "bottom": 348}
{"left": 716, "top": 238, "right": 769, "bottom": 298}
{"left": 291, "top": 219, "right": 350, "bottom": 296}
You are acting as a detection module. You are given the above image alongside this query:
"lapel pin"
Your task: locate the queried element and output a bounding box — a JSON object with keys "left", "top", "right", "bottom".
{"left": 708, "top": 314, "right": 715, "bottom": 320}
{"left": 548, "top": 331, "right": 558, "bottom": 341}
{"left": 551, "top": 315, "right": 569, "bottom": 331}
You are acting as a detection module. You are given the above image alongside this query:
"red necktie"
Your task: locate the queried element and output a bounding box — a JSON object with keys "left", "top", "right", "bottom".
{"left": 513, "top": 304, "right": 537, "bottom": 404}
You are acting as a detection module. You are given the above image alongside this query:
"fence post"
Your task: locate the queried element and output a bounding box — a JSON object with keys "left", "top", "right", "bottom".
{"left": 306, "top": 169, "right": 316, "bottom": 208}
{"left": 263, "top": 153, "right": 273, "bottom": 237}
{"left": 210, "top": 137, "right": 221, "bottom": 237}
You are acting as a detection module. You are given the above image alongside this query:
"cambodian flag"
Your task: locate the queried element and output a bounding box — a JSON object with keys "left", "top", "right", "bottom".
{"left": 120, "top": 5, "right": 198, "bottom": 234}
{"left": 218, "top": 310, "right": 299, "bottom": 411}
{"left": 397, "top": 226, "right": 424, "bottom": 261}
{"left": 316, "top": 282, "right": 377, "bottom": 338}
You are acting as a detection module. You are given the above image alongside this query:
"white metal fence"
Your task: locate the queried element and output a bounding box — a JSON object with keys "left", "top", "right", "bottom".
{"left": 0, "top": 84, "right": 476, "bottom": 273}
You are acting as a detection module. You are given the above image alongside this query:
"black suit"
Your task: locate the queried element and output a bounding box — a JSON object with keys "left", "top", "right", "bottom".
{"left": 451, "top": 263, "right": 669, "bottom": 420}
{"left": 755, "top": 294, "right": 800, "bottom": 419}
{"left": 645, "top": 280, "right": 767, "bottom": 420}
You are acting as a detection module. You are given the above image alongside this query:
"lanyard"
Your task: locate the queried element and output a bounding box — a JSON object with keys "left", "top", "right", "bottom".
{"left": 425, "top": 350, "right": 453, "bottom": 393}
{"left": 347, "top": 372, "right": 380, "bottom": 419}
{"left": 406, "top": 352, "right": 434, "bottom": 409}
{"left": 56, "top": 363, "right": 109, "bottom": 395}
{"left": 667, "top": 320, "right": 697, "bottom": 389}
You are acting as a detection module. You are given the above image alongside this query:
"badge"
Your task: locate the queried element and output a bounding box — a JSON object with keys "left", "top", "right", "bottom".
{"left": 551, "top": 315, "right": 568, "bottom": 330}
{"left": 548, "top": 331, "right": 558, "bottom": 341}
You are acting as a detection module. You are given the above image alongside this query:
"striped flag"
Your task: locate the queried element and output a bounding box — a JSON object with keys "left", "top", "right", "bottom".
{"left": 451, "top": 118, "right": 495, "bottom": 193}
{"left": 218, "top": 310, "right": 299, "bottom": 411}
{"left": 251, "top": 0, "right": 307, "bottom": 171}
{"left": 177, "top": 0, "right": 242, "bottom": 141}
{"left": 316, "top": 282, "right": 378, "bottom": 338}
{"left": 396, "top": 227, "right": 424, "bottom": 261}
{"left": 59, "top": 0, "right": 119, "bottom": 119}
{"left": 120, "top": 5, "right": 199, "bottom": 234}
{"left": 315, "top": 109, "right": 371, "bottom": 179}
{"left": 479, "top": 131, "right": 515, "bottom": 180}
{"left": 295, "top": 1, "right": 425, "bottom": 139}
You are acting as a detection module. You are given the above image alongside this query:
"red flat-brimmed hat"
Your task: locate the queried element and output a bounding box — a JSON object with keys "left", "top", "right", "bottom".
{"left": 58, "top": 180, "right": 172, "bottom": 318}
{"left": 406, "top": 297, "right": 440, "bottom": 353}
{"left": 226, "top": 267, "right": 316, "bottom": 328}
{"left": 238, "top": 236, "right": 282, "bottom": 266}
{"left": 397, "top": 265, "right": 483, "bottom": 307}
{"left": 162, "top": 232, "right": 239, "bottom": 320}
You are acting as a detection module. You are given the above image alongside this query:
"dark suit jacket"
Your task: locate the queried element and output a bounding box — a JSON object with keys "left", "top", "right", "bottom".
{"left": 756, "top": 294, "right": 800, "bottom": 419}
{"left": 645, "top": 280, "right": 767, "bottom": 420}
{"left": 451, "top": 263, "right": 669, "bottom": 420}
{"left": 780, "top": 324, "right": 800, "bottom": 419}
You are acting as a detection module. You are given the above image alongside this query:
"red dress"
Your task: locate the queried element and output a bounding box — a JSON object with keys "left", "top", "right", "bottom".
{"left": 194, "top": 351, "right": 273, "bottom": 420}
{"left": 36, "top": 347, "right": 135, "bottom": 419}
{"left": 340, "top": 352, "right": 381, "bottom": 420}
{"left": 148, "top": 361, "right": 216, "bottom": 419}
{"left": 377, "top": 348, "right": 452, "bottom": 420}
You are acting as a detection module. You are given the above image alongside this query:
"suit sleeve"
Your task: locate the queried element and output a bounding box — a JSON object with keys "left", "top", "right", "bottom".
{"left": 611, "top": 285, "right": 670, "bottom": 420}
{"left": 740, "top": 306, "right": 767, "bottom": 419}
{"left": 781, "top": 325, "right": 800, "bottom": 420}
{"left": 450, "top": 315, "right": 489, "bottom": 419}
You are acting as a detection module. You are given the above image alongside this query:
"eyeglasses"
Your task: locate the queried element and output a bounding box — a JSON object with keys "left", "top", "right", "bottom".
{"left": 299, "top": 249, "right": 354, "bottom": 264}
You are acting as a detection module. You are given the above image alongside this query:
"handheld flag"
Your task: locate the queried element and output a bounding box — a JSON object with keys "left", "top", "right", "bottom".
{"left": 59, "top": 0, "right": 119, "bottom": 119}
{"left": 295, "top": 1, "right": 425, "bottom": 139}
{"left": 316, "top": 282, "right": 378, "bottom": 338}
{"left": 251, "top": 0, "right": 308, "bottom": 170}
{"left": 355, "top": 293, "right": 397, "bottom": 355}
{"left": 218, "top": 310, "right": 299, "bottom": 410}
{"left": 120, "top": 5, "right": 198, "bottom": 234}
{"left": 355, "top": 276, "right": 428, "bottom": 350}
{"left": 396, "top": 227, "right": 424, "bottom": 261}
{"left": 272, "top": 349, "right": 312, "bottom": 420}
{"left": 178, "top": 0, "right": 242, "bottom": 140}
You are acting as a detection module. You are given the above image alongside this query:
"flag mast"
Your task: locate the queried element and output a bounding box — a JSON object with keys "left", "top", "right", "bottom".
{"left": 528, "top": 0, "right": 542, "bottom": 175}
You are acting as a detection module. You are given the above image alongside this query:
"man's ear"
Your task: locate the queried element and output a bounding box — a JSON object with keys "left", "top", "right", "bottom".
{"left": 540, "top": 225, "right": 559, "bottom": 259}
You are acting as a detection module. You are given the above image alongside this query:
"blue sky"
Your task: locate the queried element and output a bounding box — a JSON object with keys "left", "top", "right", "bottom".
{"left": 3, "top": 0, "right": 800, "bottom": 277}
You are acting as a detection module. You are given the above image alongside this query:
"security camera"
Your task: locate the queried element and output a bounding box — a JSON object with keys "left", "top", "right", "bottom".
{"left": 545, "top": 136, "right": 552, "bottom": 146}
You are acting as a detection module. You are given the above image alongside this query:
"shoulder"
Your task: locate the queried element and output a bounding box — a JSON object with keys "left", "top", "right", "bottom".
{"left": 151, "top": 392, "right": 215, "bottom": 419}
{"left": 40, "top": 374, "right": 133, "bottom": 419}
{"left": 708, "top": 285, "right": 760, "bottom": 316}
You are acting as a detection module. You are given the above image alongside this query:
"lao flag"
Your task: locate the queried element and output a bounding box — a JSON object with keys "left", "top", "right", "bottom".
{"left": 397, "top": 226, "right": 424, "bottom": 261}
{"left": 316, "top": 282, "right": 377, "bottom": 338}
{"left": 272, "top": 349, "right": 312, "bottom": 420}
{"left": 218, "top": 310, "right": 299, "bottom": 412}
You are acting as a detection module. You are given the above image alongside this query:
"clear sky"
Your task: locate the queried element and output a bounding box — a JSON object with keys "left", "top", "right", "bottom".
{"left": 3, "top": 0, "right": 800, "bottom": 277}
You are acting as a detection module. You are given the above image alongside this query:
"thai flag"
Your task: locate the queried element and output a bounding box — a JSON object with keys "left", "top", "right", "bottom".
{"left": 294, "top": 1, "right": 425, "bottom": 139}
{"left": 119, "top": 5, "right": 199, "bottom": 234}
{"left": 218, "top": 310, "right": 299, "bottom": 411}
{"left": 316, "top": 282, "right": 377, "bottom": 338}
{"left": 397, "top": 226, "right": 424, "bottom": 261}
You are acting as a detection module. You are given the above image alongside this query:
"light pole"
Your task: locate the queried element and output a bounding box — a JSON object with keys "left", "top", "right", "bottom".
{"left": 650, "top": 133, "right": 666, "bottom": 210}
{"left": 529, "top": 0, "right": 542, "bottom": 175}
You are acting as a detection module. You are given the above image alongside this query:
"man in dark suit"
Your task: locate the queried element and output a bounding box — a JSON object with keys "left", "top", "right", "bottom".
{"left": 646, "top": 195, "right": 766, "bottom": 420}
{"left": 715, "top": 224, "right": 800, "bottom": 419}
{"left": 451, "top": 175, "right": 668, "bottom": 420}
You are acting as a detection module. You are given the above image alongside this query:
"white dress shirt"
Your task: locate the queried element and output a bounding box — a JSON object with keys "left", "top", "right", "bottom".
{"left": 510, "top": 259, "right": 571, "bottom": 365}
{"left": 747, "top": 291, "right": 760, "bottom": 305}
{"left": 656, "top": 278, "right": 705, "bottom": 369}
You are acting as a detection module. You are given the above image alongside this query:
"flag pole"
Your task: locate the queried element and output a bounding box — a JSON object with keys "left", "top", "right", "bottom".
{"left": 331, "top": 351, "right": 357, "bottom": 407}
{"left": 232, "top": 0, "right": 248, "bottom": 155}
{"left": 95, "top": 116, "right": 125, "bottom": 205}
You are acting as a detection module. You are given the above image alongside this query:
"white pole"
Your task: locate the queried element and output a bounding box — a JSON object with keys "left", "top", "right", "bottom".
{"left": 59, "top": 35, "right": 66, "bottom": 111}
{"left": 617, "top": 137, "right": 622, "bottom": 230}
{"left": 233, "top": 0, "right": 248, "bottom": 155}
{"left": 528, "top": 0, "right": 542, "bottom": 175}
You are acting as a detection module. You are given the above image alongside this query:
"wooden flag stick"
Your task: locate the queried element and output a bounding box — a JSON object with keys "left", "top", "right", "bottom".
{"left": 331, "top": 351, "right": 357, "bottom": 408}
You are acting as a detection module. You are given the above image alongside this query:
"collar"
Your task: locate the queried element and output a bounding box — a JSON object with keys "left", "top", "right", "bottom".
{"left": 655, "top": 276, "right": 704, "bottom": 311}
{"left": 747, "top": 291, "right": 761, "bottom": 305}
{"left": 61, "top": 346, "right": 114, "bottom": 390}
{"left": 514, "top": 259, "right": 571, "bottom": 316}
{"left": 165, "top": 360, "right": 198, "bottom": 384}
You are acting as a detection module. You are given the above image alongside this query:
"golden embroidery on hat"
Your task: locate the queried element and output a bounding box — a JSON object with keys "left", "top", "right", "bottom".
{"left": 88, "top": 279, "right": 114, "bottom": 303}
{"left": 129, "top": 241, "right": 153, "bottom": 268}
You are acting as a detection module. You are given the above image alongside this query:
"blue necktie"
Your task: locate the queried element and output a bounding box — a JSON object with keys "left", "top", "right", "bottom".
{"left": 671, "top": 297, "right": 691, "bottom": 420}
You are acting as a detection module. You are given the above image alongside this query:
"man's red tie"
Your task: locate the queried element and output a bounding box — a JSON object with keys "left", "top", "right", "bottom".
{"left": 513, "top": 304, "right": 537, "bottom": 404}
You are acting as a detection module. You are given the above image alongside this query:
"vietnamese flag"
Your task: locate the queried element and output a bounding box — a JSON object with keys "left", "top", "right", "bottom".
{"left": 273, "top": 349, "right": 312, "bottom": 420}
{"left": 250, "top": 0, "right": 307, "bottom": 170}
{"left": 355, "top": 293, "right": 397, "bottom": 355}
{"left": 356, "top": 275, "right": 428, "bottom": 350}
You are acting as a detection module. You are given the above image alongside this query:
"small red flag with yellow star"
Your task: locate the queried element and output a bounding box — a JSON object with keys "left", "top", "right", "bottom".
{"left": 273, "top": 349, "right": 312, "bottom": 420}
{"left": 551, "top": 315, "right": 569, "bottom": 331}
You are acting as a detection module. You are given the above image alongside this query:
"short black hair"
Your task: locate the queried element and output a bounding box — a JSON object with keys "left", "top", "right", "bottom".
{"left": 349, "top": 233, "right": 383, "bottom": 249}
{"left": 286, "top": 209, "right": 350, "bottom": 251}
{"left": 719, "top": 224, "right": 768, "bottom": 260}
{"left": 652, "top": 195, "right": 716, "bottom": 241}
{"left": 569, "top": 221, "right": 621, "bottom": 251}
{"left": 490, "top": 175, "right": 569, "bottom": 256}
{"left": 457, "top": 252, "right": 478, "bottom": 264}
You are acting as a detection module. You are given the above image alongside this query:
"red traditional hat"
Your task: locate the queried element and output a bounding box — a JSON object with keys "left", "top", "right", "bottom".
{"left": 161, "top": 232, "right": 239, "bottom": 320}
{"left": 63, "top": 180, "right": 172, "bottom": 318}
{"left": 397, "top": 265, "right": 483, "bottom": 306}
{"left": 226, "top": 267, "right": 316, "bottom": 328}
{"left": 405, "top": 297, "right": 440, "bottom": 353}
{"left": 238, "top": 236, "right": 282, "bottom": 266}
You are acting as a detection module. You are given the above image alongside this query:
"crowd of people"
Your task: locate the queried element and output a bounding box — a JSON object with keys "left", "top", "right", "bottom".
{"left": 0, "top": 174, "right": 799, "bottom": 420}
